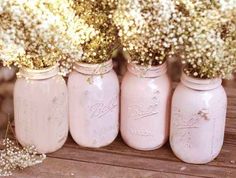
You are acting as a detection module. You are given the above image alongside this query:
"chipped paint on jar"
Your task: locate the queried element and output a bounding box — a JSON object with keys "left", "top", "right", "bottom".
{"left": 14, "top": 65, "right": 69, "bottom": 154}
{"left": 68, "top": 60, "right": 119, "bottom": 148}
{"left": 170, "top": 73, "right": 227, "bottom": 164}
{"left": 121, "top": 62, "right": 171, "bottom": 150}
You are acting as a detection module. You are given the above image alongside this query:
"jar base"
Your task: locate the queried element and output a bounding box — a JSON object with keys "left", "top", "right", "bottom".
{"left": 121, "top": 135, "right": 167, "bottom": 151}
{"left": 174, "top": 155, "right": 217, "bottom": 165}
{"left": 16, "top": 134, "right": 68, "bottom": 154}
{"left": 71, "top": 131, "right": 119, "bottom": 149}
{"left": 124, "top": 142, "right": 166, "bottom": 151}
{"left": 171, "top": 148, "right": 220, "bottom": 164}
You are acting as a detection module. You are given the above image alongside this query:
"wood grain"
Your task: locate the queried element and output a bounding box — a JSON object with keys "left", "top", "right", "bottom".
{"left": 13, "top": 157, "right": 201, "bottom": 178}
{"left": 47, "top": 136, "right": 236, "bottom": 178}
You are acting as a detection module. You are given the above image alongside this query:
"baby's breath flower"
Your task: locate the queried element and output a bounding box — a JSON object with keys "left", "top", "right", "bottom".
{"left": 0, "top": 138, "right": 46, "bottom": 176}
{"left": 113, "top": 0, "right": 182, "bottom": 66}
{"left": 175, "top": 0, "right": 236, "bottom": 79}
{"left": 74, "top": 0, "right": 118, "bottom": 64}
{"left": 0, "top": 119, "right": 46, "bottom": 177}
{"left": 0, "top": 0, "right": 97, "bottom": 75}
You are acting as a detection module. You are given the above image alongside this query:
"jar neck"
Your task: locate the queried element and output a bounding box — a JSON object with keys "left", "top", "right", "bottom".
{"left": 18, "top": 65, "right": 59, "bottom": 80}
{"left": 74, "top": 60, "right": 113, "bottom": 75}
{"left": 128, "top": 62, "right": 167, "bottom": 78}
{"left": 181, "top": 73, "right": 222, "bottom": 91}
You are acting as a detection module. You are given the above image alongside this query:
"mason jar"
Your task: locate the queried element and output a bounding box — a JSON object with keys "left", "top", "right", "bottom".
{"left": 14, "top": 65, "right": 69, "bottom": 154}
{"left": 68, "top": 60, "right": 119, "bottom": 148}
{"left": 170, "top": 73, "right": 227, "bottom": 164}
{"left": 121, "top": 62, "right": 171, "bottom": 150}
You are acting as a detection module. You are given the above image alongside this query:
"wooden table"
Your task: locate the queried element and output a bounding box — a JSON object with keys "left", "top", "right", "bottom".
{"left": 13, "top": 84, "right": 236, "bottom": 178}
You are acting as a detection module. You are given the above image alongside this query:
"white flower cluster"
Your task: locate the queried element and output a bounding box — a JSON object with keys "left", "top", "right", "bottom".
{"left": 0, "top": 138, "right": 46, "bottom": 176}
{"left": 219, "top": 0, "right": 236, "bottom": 11}
{"left": 176, "top": 0, "right": 236, "bottom": 79}
{"left": 74, "top": 0, "right": 118, "bottom": 64}
{"left": 0, "top": 0, "right": 98, "bottom": 74}
{"left": 113, "top": 0, "right": 181, "bottom": 66}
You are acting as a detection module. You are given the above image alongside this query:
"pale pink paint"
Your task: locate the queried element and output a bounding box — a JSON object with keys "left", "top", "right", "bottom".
{"left": 170, "top": 73, "right": 227, "bottom": 164}
{"left": 68, "top": 60, "right": 119, "bottom": 148}
{"left": 121, "top": 62, "right": 171, "bottom": 150}
{"left": 14, "top": 66, "right": 69, "bottom": 154}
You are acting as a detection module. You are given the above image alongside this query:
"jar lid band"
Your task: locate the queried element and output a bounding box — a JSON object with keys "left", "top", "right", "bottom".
{"left": 18, "top": 65, "right": 59, "bottom": 80}
{"left": 128, "top": 62, "right": 167, "bottom": 78}
{"left": 181, "top": 73, "right": 222, "bottom": 91}
{"left": 73, "top": 60, "right": 113, "bottom": 75}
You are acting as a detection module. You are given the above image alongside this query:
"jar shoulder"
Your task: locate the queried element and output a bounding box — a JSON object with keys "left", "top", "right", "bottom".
{"left": 15, "top": 75, "right": 66, "bottom": 85}
{"left": 173, "top": 83, "right": 227, "bottom": 103}
{"left": 68, "top": 70, "right": 119, "bottom": 89}
{"left": 14, "top": 75, "right": 67, "bottom": 95}
{"left": 122, "top": 71, "right": 171, "bottom": 92}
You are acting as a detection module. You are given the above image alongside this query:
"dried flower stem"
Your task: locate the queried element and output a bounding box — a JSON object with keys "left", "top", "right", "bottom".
{"left": 0, "top": 117, "right": 46, "bottom": 176}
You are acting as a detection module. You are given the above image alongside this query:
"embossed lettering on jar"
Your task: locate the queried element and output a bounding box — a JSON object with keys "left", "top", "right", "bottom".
{"left": 170, "top": 74, "right": 227, "bottom": 164}
{"left": 14, "top": 65, "right": 69, "bottom": 154}
{"left": 68, "top": 60, "right": 119, "bottom": 148}
{"left": 121, "top": 62, "right": 171, "bottom": 150}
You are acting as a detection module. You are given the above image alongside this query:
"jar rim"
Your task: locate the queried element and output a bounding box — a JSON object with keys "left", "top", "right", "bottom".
{"left": 18, "top": 64, "right": 59, "bottom": 80}
{"left": 181, "top": 72, "right": 222, "bottom": 91}
{"left": 127, "top": 62, "right": 167, "bottom": 78}
{"left": 73, "top": 59, "right": 113, "bottom": 75}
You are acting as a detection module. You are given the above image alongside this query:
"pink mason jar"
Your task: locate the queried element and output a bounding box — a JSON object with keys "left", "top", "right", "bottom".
{"left": 170, "top": 74, "right": 227, "bottom": 164}
{"left": 121, "top": 62, "right": 171, "bottom": 150}
{"left": 68, "top": 60, "right": 119, "bottom": 148}
{"left": 14, "top": 65, "right": 69, "bottom": 154}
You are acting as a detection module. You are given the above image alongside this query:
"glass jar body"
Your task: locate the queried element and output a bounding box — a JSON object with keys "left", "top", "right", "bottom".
{"left": 14, "top": 67, "right": 68, "bottom": 154}
{"left": 121, "top": 63, "right": 171, "bottom": 150}
{"left": 68, "top": 60, "right": 119, "bottom": 148}
{"left": 170, "top": 74, "right": 227, "bottom": 164}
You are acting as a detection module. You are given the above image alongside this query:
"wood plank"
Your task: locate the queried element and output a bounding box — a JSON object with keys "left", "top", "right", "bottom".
{"left": 223, "top": 80, "right": 236, "bottom": 88}
{"left": 48, "top": 144, "right": 236, "bottom": 178}
{"left": 224, "top": 118, "right": 236, "bottom": 147}
{"left": 63, "top": 135, "right": 236, "bottom": 167}
{"left": 227, "top": 110, "right": 236, "bottom": 119}
{"left": 226, "top": 117, "right": 236, "bottom": 126}
{"left": 13, "top": 157, "right": 200, "bottom": 178}
{"left": 225, "top": 87, "right": 236, "bottom": 98}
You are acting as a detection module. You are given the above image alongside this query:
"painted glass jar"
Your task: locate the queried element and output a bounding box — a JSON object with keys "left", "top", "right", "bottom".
{"left": 170, "top": 73, "right": 227, "bottom": 164}
{"left": 68, "top": 60, "right": 119, "bottom": 148}
{"left": 14, "top": 65, "right": 69, "bottom": 154}
{"left": 121, "top": 62, "right": 171, "bottom": 150}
